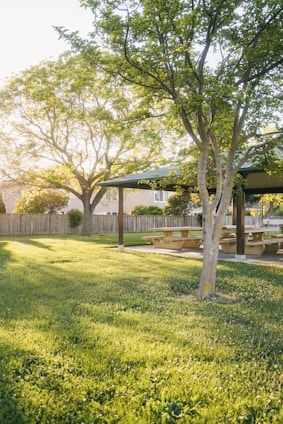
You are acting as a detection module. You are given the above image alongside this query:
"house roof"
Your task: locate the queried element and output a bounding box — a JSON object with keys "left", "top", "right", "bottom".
{"left": 99, "top": 165, "right": 283, "bottom": 194}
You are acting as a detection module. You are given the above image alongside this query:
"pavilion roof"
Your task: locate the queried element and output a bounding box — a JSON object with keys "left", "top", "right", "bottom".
{"left": 99, "top": 165, "right": 283, "bottom": 194}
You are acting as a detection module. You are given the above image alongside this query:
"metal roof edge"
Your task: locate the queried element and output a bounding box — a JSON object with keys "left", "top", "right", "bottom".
{"left": 98, "top": 166, "right": 180, "bottom": 187}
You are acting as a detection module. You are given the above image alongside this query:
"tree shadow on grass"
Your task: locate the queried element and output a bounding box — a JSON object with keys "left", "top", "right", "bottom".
{"left": 0, "top": 242, "right": 282, "bottom": 421}
{"left": 167, "top": 257, "right": 283, "bottom": 362}
{"left": 16, "top": 238, "right": 54, "bottom": 250}
{"left": 217, "top": 258, "right": 283, "bottom": 283}
{"left": 0, "top": 350, "right": 27, "bottom": 424}
{"left": 0, "top": 243, "right": 27, "bottom": 422}
{"left": 0, "top": 241, "right": 12, "bottom": 264}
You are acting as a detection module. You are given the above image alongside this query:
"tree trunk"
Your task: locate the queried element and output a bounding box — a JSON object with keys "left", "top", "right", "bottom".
{"left": 197, "top": 191, "right": 235, "bottom": 298}
{"left": 198, "top": 231, "right": 220, "bottom": 299}
{"left": 79, "top": 187, "right": 107, "bottom": 236}
{"left": 263, "top": 201, "right": 275, "bottom": 219}
{"left": 81, "top": 198, "right": 93, "bottom": 236}
{"left": 196, "top": 147, "right": 235, "bottom": 299}
{"left": 196, "top": 201, "right": 223, "bottom": 299}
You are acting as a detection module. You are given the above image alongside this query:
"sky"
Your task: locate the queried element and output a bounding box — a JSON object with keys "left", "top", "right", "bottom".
{"left": 0, "top": 0, "right": 94, "bottom": 83}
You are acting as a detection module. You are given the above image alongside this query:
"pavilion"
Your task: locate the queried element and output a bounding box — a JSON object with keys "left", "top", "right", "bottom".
{"left": 99, "top": 164, "right": 283, "bottom": 259}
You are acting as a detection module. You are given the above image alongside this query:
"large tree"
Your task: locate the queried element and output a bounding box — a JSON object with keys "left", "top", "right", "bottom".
{"left": 60, "top": 0, "right": 283, "bottom": 297}
{"left": 0, "top": 53, "right": 166, "bottom": 235}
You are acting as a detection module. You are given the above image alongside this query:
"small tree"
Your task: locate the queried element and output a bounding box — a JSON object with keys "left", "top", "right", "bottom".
{"left": 0, "top": 193, "right": 6, "bottom": 213}
{"left": 260, "top": 194, "right": 283, "bottom": 218}
{"left": 14, "top": 189, "right": 69, "bottom": 214}
{"left": 163, "top": 192, "right": 199, "bottom": 217}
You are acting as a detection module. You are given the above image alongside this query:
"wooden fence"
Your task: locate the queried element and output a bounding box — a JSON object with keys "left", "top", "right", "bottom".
{"left": 0, "top": 214, "right": 280, "bottom": 237}
{"left": 0, "top": 214, "right": 199, "bottom": 236}
{"left": 0, "top": 214, "right": 73, "bottom": 236}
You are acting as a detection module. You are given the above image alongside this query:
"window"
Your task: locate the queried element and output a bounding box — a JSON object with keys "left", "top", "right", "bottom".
{"left": 104, "top": 188, "right": 118, "bottom": 202}
{"left": 154, "top": 191, "right": 169, "bottom": 203}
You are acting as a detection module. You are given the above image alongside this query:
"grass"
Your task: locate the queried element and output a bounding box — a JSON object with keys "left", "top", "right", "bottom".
{"left": 0, "top": 233, "right": 282, "bottom": 423}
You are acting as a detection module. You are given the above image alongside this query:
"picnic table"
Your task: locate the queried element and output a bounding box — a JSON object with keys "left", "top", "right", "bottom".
{"left": 220, "top": 226, "right": 283, "bottom": 255}
{"left": 142, "top": 226, "right": 203, "bottom": 250}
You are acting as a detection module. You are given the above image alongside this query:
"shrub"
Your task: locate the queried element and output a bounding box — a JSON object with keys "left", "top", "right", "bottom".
{"left": 0, "top": 193, "right": 6, "bottom": 213}
{"left": 67, "top": 209, "right": 83, "bottom": 228}
{"left": 130, "top": 205, "right": 163, "bottom": 215}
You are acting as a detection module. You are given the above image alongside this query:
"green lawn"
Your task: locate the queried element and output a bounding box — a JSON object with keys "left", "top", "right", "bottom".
{"left": 0, "top": 234, "right": 282, "bottom": 423}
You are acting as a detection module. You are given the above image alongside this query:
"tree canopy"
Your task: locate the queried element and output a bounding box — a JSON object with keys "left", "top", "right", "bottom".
{"left": 0, "top": 53, "right": 168, "bottom": 235}
{"left": 58, "top": 0, "right": 283, "bottom": 297}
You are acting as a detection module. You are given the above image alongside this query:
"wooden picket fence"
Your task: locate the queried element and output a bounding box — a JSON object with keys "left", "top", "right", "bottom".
{"left": 0, "top": 214, "right": 73, "bottom": 236}
{"left": 1, "top": 214, "right": 278, "bottom": 237}
{"left": 0, "top": 214, "right": 199, "bottom": 236}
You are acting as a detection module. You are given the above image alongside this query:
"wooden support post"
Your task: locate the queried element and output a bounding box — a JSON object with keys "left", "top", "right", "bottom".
{"left": 232, "top": 196, "right": 237, "bottom": 225}
{"left": 118, "top": 186, "right": 124, "bottom": 249}
{"left": 236, "top": 189, "right": 246, "bottom": 260}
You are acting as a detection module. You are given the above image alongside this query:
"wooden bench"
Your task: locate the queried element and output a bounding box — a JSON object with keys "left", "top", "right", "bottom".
{"left": 247, "top": 238, "right": 282, "bottom": 254}
{"left": 220, "top": 238, "right": 237, "bottom": 254}
{"left": 142, "top": 236, "right": 163, "bottom": 241}
{"left": 142, "top": 235, "right": 203, "bottom": 249}
{"left": 175, "top": 236, "right": 202, "bottom": 248}
{"left": 169, "top": 236, "right": 203, "bottom": 247}
{"left": 220, "top": 238, "right": 237, "bottom": 243}
{"left": 220, "top": 236, "right": 283, "bottom": 255}
{"left": 142, "top": 235, "right": 184, "bottom": 249}
{"left": 171, "top": 236, "right": 203, "bottom": 241}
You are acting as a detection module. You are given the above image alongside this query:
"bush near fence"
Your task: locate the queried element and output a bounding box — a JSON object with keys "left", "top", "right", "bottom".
{"left": 0, "top": 214, "right": 281, "bottom": 237}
